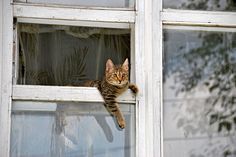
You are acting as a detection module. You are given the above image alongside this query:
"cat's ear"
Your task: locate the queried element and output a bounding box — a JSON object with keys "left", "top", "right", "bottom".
{"left": 106, "top": 59, "right": 114, "bottom": 72}
{"left": 122, "top": 58, "right": 129, "bottom": 71}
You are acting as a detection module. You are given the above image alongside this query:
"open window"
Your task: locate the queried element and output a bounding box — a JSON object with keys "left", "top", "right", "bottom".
{"left": 16, "top": 23, "right": 131, "bottom": 86}
{"left": 7, "top": 0, "right": 141, "bottom": 156}
{"left": 11, "top": 22, "right": 136, "bottom": 157}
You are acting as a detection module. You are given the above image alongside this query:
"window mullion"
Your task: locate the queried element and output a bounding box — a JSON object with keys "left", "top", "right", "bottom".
{"left": 0, "top": 0, "right": 13, "bottom": 157}
{"left": 135, "top": 0, "right": 146, "bottom": 156}
{"left": 153, "top": 0, "right": 163, "bottom": 157}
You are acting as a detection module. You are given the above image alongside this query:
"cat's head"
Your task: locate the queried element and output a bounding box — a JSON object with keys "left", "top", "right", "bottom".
{"left": 105, "top": 58, "right": 129, "bottom": 86}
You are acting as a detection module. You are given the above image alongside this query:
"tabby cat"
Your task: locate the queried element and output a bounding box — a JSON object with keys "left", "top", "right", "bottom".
{"left": 84, "top": 58, "right": 138, "bottom": 129}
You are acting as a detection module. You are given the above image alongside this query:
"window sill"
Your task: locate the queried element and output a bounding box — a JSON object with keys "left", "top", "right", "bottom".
{"left": 12, "top": 85, "right": 136, "bottom": 103}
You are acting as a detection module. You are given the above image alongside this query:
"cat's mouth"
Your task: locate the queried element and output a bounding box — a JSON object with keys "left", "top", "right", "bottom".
{"left": 107, "top": 81, "right": 128, "bottom": 87}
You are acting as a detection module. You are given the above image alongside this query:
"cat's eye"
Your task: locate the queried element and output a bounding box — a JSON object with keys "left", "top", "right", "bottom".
{"left": 11, "top": 22, "right": 134, "bottom": 157}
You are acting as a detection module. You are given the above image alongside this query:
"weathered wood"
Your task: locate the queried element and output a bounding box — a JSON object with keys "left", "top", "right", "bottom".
{"left": 0, "top": 0, "right": 13, "bottom": 156}
{"left": 143, "top": 0, "right": 154, "bottom": 157}
{"left": 162, "top": 9, "right": 236, "bottom": 27}
{"left": 164, "top": 25, "right": 236, "bottom": 32}
{"left": 13, "top": 85, "right": 136, "bottom": 103}
{"left": 13, "top": 3, "right": 135, "bottom": 23}
{"left": 135, "top": 0, "right": 146, "bottom": 156}
{"left": 17, "top": 17, "right": 131, "bottom": 29}
{"left": 0, "top": 0, "right": 2, "bottom": 101}
{"left": 153, "top": 1, "right": 163, "bottom": 157}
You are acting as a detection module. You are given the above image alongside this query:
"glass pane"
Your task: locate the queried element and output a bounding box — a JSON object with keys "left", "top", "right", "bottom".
{"left": 164, "top": 0, "right": 236, "bottom": 11}
{"left": 11, "top": 101, "right": 135, "bottom": 157}
{"left": 163, "top": 29, "right": 236, "bottom": 157}
{"left": 15, "top": 0, "right": 134, "bottom": 8}
{"left": 17, "top": 23, "right": 130, "bottom": 86}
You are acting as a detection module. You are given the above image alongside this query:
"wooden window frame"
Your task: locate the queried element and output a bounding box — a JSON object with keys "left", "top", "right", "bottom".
{"left": 13, "top": 0, "right": 135, "bottom": 10}
{"left": 7, "top": 0, "right": 236, "bottom": 157}
{"left": 3, "top": 1, "right": 236, "bottom": 156}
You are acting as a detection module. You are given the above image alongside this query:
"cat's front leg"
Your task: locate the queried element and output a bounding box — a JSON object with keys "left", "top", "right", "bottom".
{"left": 113, "top": 107, "right": 126, "bottom": 129}
{"left": 105, "top": 102, "right": 126, "bottom": 129}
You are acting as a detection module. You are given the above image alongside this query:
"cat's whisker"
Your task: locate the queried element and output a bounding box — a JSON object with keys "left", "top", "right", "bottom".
{"left": 82, "top": 58, "right": 138, "bottom": 129}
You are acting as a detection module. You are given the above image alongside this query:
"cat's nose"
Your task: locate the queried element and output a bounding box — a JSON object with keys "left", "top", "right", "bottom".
{"left": 118, "top": 80, "right": 122, "bottom": 84}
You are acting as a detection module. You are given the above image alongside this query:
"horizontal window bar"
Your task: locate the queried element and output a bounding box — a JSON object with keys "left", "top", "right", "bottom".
{"left": 164, "top": 25, "right": 236, "bottom": 32}
{"left": 13, "top": 1, "right": 134, "bottom": 11}
{"left": 12, "top": 85, "right": 136, "bottom": 103}
{"left": 162, "top": 9, "right": 236, "bottom": 27}
{"left": 13, "top": 3, "right": 135, "bottom": 23}
{"left": 17, "top": 18, "right": 131, "bottom": 28}
{"left": 12, "top": 101, "right": 134, "bottom": 112}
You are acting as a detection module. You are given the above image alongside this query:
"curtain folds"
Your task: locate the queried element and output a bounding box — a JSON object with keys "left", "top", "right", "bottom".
{"left": 18, "top": 24, "right": 130, "bottom": 86}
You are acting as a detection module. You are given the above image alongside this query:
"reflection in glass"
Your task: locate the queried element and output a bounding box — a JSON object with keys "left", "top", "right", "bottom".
{"left": 163, "top": 29, "right": 236, "bottom": 157}
{"left": 14, "top": 0, "right": 134, "bottom": 8}
{"left": 164, "top": 0, "right": 236, "bottom": 11}
{"left": 17, "top": 23, "right": 130, "bottom": 86}
{"left": 11, "top": 101, "right": 135, "bottom": 157}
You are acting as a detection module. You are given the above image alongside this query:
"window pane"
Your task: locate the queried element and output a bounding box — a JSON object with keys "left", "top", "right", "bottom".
{"left": 164, "top": 0, "right": 236, "bottom": 11}
{"left": 163, "top": 29, "right": 236, "bottom": 157}
{"left": 17, "top": 23, "right": 130, "bottom": 86}
{"left": 14, "top": 0, "right": 134, "bottom": 8}
{"left": 11, "top": 101, "right": 135, "bottom": 157}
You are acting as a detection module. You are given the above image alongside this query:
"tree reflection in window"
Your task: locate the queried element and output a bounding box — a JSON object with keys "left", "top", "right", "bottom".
{"left": 164, "top": 0, "right": 236, "bottom": 11}
{"left": 163, "top": 29, "right": 236, "bottom": 157}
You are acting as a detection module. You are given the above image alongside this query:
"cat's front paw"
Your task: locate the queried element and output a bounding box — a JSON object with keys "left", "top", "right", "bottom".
{"left": 117, "top": 119, "right": 126, "bottom": 129}
{"left": 129, "top": 84, "right": 139, "bottom": 94}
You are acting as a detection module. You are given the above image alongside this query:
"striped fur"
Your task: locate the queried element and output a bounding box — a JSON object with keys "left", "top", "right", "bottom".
{"left": 84, "top": 58, "right": 138, "bottom": 129}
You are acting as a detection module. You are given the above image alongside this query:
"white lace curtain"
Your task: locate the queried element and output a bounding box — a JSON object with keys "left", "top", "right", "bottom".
{"left": 18, "top": 24, "right": 130, "bottom": 85}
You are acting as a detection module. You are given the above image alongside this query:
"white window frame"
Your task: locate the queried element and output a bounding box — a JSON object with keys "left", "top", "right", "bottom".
{"left": 6, "top": 0, "right": 236, "bottom": 157}
{"left": 0, "top": 0, "right": 14, "bottom": 156}
{"left": 0, "top": 0, "right": 151, "bottom": 157}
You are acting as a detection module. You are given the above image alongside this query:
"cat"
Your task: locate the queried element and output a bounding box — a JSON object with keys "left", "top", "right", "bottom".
{"left": 83, "top": 58, "right": 138, "bottom": 129}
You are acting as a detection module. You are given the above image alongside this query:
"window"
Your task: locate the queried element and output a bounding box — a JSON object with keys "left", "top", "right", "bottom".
{"left": 0, "top": 0, "right": 147, "bottom": 156}
{"left": 7, "top": 0, "right": 236, "bottom": 156}
{"left": 12, "top": 23, "right": 134, "bottom": 156}
{"left": 11, "top": 101, "right": 135, "bottom": 157}
{"left": 162, "top": 0, "right": 236, "bottom": 157}
{"left": 163, "top": 27, "right": 236, "bottom": 157}
{"left": 17, "top": 23, "right": 130, "bottom": 86}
